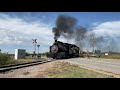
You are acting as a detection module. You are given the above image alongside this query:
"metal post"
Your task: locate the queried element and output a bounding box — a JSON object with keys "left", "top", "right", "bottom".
{"left": 92, "top": 36, "right": 95, "bottom": 56}
{"left": 32, "top": 39, "right": 37, "bottom": 57}
{"left": 37, "top": 45, "right": 40, "bottom": 54}
{"left": 35, "top": 39, "right": 37, "bottom": 54}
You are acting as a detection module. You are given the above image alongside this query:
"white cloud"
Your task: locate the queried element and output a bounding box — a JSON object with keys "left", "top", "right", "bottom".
{"left": 0, "top": 13, "right": 54, "bottom": 46}
{"left": 0, "top": 13, "right": 55, "bottom": 53}
{"left": 58, "top": 36, "right": 75, "bottom": 44}
{"left": 92, "top": 22, "right": 101, "bottom": 26}
{"left": 89, "top": 21, "right": 120, "bottom": 52}
{"left": 91, "top": 21, "right": 120, "bottom": 38}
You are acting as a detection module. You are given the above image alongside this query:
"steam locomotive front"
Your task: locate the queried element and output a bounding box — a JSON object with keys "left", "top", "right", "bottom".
{"left": 51, "top": 45, "right": 58, "bottom": 53}
{"left": 49, "top": 40, "right": 59, "bottom": 59}
{"left": 49, "top": 39, "right": 80, "bottom": 59}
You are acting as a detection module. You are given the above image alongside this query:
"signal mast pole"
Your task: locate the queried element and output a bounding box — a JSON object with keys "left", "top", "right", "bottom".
{"left": 37, "top": 45, "right": 40, "bottom": 54}
{"left": 92, "top": 35, "right": 95, "bottom": 56}
{"left": 32, "top": 39, "right": 37, "bottom": 56}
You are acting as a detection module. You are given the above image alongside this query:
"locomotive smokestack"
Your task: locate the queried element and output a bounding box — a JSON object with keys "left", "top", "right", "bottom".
{"left": 55, "top": 39, "right": 57, "bottom": 42}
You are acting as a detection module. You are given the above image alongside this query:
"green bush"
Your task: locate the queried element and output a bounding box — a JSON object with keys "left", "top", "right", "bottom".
{"left": 0, "top": 53, "right": 11, "bottom": 65}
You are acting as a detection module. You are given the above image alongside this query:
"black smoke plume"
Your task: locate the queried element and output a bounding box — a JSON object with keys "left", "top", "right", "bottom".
{"left": 52, "top": 15, "right": 77, "bottom": 40}
{"left": 52, "top": 15, "right": 88, "bottom": 50}
{"left": 74, "top": 26, "right": 87, "bottom": 49}
{"left": 52, "top": 15, "right": 106, "bottom": 51}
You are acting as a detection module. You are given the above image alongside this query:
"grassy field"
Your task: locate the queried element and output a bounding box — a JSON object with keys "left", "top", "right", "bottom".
{"left": 99, "top": 54, "right": 120, "bottom": 59}
{"left": 44, "top": 62, "right": 114, "bottom": 78}
{"left": 0, "top": 54, "right": 47, "bottom": 66}
{"left": 0, "top": 58, "right": 37, "bottom": 66}
{"left": 84, "top": 53, "right": 120, "bottom": 60}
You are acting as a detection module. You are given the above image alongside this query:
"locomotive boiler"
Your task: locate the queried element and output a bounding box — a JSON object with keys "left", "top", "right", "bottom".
{"left": 49, "top": 40, "right": 80, "bottom": 59}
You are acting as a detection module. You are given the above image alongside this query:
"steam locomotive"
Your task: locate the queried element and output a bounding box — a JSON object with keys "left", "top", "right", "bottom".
{"left": 49, "top": 40, "right": 80, "bottom": 59}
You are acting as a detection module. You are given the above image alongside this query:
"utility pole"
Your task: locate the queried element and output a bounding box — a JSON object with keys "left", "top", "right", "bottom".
{"left": 91, "top": 35, "right": 96, "bottom": 56}
{"left": 37, "top": 44, "right": 41, "bottom": 59}
{"left": 90, "top": 33, "right": 96, "bottom": 56}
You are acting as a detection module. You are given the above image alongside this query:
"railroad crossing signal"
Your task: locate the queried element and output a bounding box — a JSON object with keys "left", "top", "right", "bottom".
{"left": 32, "top": 39, "right": 37, "bottom": 54}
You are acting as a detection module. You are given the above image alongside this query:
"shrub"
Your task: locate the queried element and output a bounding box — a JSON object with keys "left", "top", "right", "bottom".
{"left": 0, "top": 53, "right": 11, "bottom": 65}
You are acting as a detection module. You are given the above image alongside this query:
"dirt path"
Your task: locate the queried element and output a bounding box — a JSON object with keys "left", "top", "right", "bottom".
{"left": 62, "top": 58, "right": 120, "bottom": 77}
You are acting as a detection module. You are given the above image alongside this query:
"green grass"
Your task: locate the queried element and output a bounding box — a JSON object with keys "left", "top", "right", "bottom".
{"left": 7, "top": 59, "right": 36, "bottom": 64}
{"left": 47, "top": 62, "right": 114, "bottom": 78}
{"left": 0, "top": 52, "right": 49, "bottom": 66}
{"left": 0, "top": 59, "right": 34, "bottom": 66}
{"left": 0, "top": 55, "right": 45, "bottom": 66}
{"left": 0, "top": 53, "right": 11, "bottom": 65}
{"left": 96, "top": 54, "right": 120, "bottom": 60}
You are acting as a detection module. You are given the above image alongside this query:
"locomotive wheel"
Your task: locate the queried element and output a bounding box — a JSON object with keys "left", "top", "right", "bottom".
{"left": 56, "top": 53, "right": 62, "bottom": 59}
{"left": 56, "top": 52, "right": 66, "bottom": 59}
{"left": 60, "top": 52, "right": 67, "bottom": 59}
{"left": 52, "top": 52, "right": 70, "bottom": 59}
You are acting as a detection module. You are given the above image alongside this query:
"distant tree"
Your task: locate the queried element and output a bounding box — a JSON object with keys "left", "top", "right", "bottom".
{"left": 95, "top": 50, "right": 101, "bottom": 54}
{"left": 0, "top": 49, "right": 1, "bottom": 53}
{"left": 25, "top": 52, "right": 29, "bottom": 56}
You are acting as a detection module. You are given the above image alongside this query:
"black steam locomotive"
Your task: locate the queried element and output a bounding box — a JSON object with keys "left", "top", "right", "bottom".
{"left": 49, "top": 40, "right": 80, "bottom": 59}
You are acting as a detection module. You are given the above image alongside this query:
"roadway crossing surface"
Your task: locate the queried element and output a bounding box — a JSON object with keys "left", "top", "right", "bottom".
{"left": 63, "top": 58, "right": 120, "bottom": 76}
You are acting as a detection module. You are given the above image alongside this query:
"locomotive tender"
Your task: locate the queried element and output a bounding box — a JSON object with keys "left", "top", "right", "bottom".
{"left": 49, "top": 40, "right": 80, "bottom": 59}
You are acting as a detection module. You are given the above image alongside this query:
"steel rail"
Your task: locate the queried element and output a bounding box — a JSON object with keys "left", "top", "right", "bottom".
{"left": 0, "top": 59, "right": 52, "bottom": 72}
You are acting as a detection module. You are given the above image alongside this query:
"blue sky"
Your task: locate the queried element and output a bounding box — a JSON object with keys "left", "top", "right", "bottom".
{"left": 0, "top": 12, "right": 120, "bottom": 54}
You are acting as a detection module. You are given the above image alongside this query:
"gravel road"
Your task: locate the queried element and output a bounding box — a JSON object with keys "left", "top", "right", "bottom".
{"left": 62, "top": 57, "right": 120, "bottom": 76}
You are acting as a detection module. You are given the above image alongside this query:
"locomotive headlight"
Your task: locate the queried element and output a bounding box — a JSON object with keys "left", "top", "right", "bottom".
{"left": 51, "top": 45, "right": 58, "bottom": 53}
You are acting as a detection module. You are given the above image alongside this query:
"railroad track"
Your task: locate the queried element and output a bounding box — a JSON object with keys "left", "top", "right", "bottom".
{"left": 0, "top": 59, "right": 52, "bottom": 72}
